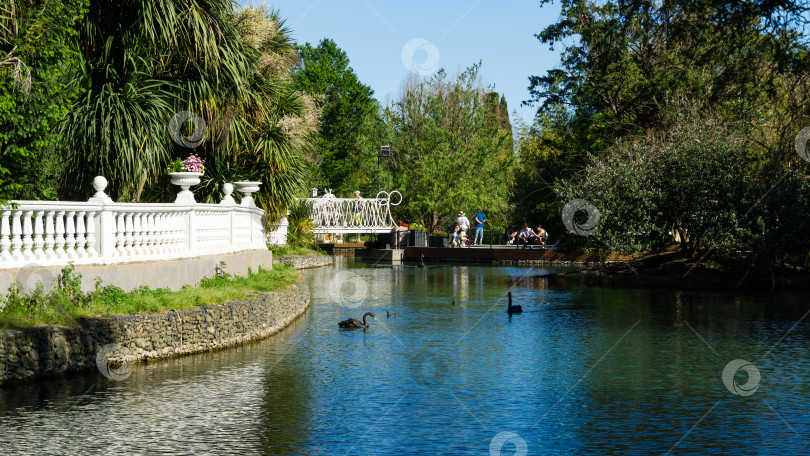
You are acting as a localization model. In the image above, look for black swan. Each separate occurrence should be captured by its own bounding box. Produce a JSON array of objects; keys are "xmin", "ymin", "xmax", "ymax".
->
[
  {"xmin": 451, "ymin": 300, "xmax": 456, "ymax": 305},
  {"xmin": 338, "ymin": 312, "xmax": 376, "ymax": 328},
  {"xmin": 386, "ymin": 311, "xmax": 397, "ymax": 317},
  {"xmin": 507, "ymin": 292, "xmax": 522, "ymax": 314},
  {"xmin": 418, "ymin": 254, "xmax": 426, "ymax": 268}
]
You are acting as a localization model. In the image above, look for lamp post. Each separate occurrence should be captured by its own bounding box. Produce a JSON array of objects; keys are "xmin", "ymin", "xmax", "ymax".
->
[{"xmin": 379, "ymin": 145, "xmax": 392, "ymax": 193}]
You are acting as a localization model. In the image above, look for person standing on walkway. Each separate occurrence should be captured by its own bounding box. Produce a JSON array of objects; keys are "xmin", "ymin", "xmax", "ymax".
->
[
  {"xmin": 473, "ymin": 209, "xmax": 486, "ymax": 246},
  {"xmin": 353, "ymin": 191, "xmax": 364, "ymax": 225},
  {"xmin": 456, "ymin": 211, "xmax": 470, "ymax": 243}
]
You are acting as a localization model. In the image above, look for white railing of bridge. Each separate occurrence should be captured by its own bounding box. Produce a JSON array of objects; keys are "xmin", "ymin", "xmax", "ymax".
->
[
  {"xmin": 301, "ymin": 191, "xmax": 402, "ymax": 234},
  {"xmin": 0, "ymin": 177, "xmax": 267, "ymax": 269}
]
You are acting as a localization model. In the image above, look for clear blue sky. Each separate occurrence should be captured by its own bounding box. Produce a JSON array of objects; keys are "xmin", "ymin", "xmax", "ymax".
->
[{"xmin": 246, "ymin": 1, "xmax": 564, "ymax": 124}]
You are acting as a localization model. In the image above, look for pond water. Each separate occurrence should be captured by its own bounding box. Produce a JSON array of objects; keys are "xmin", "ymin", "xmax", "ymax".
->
[{"xmin": 0, "ymin": 255, "xmax": 808, "ymax": 455}]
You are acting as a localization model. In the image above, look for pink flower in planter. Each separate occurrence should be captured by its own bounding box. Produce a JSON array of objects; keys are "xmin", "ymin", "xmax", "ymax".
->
[{"xmin": 182, "ymin": 154, "xmax": 205, "ymax": 173}]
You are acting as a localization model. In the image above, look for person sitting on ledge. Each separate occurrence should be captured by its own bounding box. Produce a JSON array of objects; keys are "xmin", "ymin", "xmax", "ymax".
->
[
  {"xmin": 505, "ymin": 225, "xmax": 517, "ymax": 245},
  {"xmin": 532, "ymin": 225, "xmax": 549, "ymax": 248},
  {"xmin": 517, "ymin": 223, "xmax": 534, "ymax": 247},
  {"xmin": 451, "ymin": 225, "xmax": 461, "ymax": 248}
]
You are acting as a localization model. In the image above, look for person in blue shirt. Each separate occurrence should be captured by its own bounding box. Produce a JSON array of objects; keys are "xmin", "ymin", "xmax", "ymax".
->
[{"xmin": 473, "ymin": 210, "xmax": 486, "ymax": 246}]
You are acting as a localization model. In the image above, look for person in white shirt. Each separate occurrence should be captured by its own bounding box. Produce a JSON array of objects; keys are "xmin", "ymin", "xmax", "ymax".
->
[
  {"xmin": 517, "ymin": 223, "xmax": 534, "ymax": 247},
  {"xmin": 456, "ymin": 211, "xmax": 470, "ymax": 230},
  {"xmin": 455, "ymin": 211, "xmax": 470, "ymax": 245}
]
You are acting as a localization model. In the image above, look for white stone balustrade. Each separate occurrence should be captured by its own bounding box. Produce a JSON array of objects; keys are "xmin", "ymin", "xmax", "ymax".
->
[{"xmin": 0, "ymin": 177, "xmax": 267, "ymax": 269}]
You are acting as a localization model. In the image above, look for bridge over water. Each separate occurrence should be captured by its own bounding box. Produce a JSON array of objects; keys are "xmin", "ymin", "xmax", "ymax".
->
[{"xmin": 300, "ymin": 191, "xmax": 402, "ymax": 234}]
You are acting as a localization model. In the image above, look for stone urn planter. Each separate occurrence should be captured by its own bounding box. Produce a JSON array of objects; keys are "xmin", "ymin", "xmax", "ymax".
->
[
  {"xmin": 169, "ymin": 172, "xmax": 203, "ymax": 204},
  {"xmin": 234, "ymin": 181, "xmax": 262, "ymax": 208}
]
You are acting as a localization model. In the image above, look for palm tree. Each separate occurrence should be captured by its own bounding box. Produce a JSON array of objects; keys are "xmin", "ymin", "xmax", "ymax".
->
[
  {"xmin": 59, "ymin": 2, "xmax": 318, "ymax": 223},
  {"xmin": 228, "ymin": 7, "xmax": 319, "ymax": 222},
  {"xmin": 60, "ymin": 0, "xmax": 257, "ymax": 201}
]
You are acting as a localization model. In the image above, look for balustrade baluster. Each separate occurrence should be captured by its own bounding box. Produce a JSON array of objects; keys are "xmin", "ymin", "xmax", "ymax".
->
[
  {"xmin": 174, "ymin": 213, "xmax": 182, "ymax": 253},
  {"xmin": 143, "ymin": 213, "xmax": 153, "ymax": 256},
  {"xmin": 175, "ymin": 213, "xmax": 184, "ymax": 253},
  {"xmin": 153, "ymin": 213, "xmax": 165, "ymax": 255},
  {"xmin": 33, "ymin": 211, "xmax": 45, "ymax": 260},
  {"xmin": 22, "ymin": 210, "xmax": 34, "ymax": 260},
  {"xmin": 1, "ymin": 210, "xmax": 11, "ymax": 260},
  {"xmin": 44, "ymin": 211, "xmax": 55, "ymax": 259},
  {"xmin": 116, "ymin": 212, "xmax": 126, "ymax": 257},
  {"xmin": 65, "ymin": 210, "xmax": 76, "ymax": 258},
  {"xmin": 124, "ymin": 213, "xmax": 135, "ymax": 256},
  {"xmin": 132, "ymin": 213, "xmax": 143, "ymax": 255},
  {"xmin": 75, "ymin": 210, "xmax": 87, "ymax": 258},
  {"xmin": 85, "ymin": 211, "xmax": 97, "ymax": 257},
  {"xmin": 167, "ymin": 213, "xmax": 175, "ymax": 254},
  {"xmin": 54, "ymin": 211, "xmax": 66, "ymax": 259},
  {"xmin": 10, "ymin": 211, "xmax": 23, "ymax": 260},
  {"xmin": 149, "ymin": 213, "xmax": 158, "ymax": 255},
  {"xmin": 163, "ymin": 214, "xmax": 171, "ymax": 254},
  {"xmin": 165, "ymin": 214, "xmax": 172, "ymax": 253}
]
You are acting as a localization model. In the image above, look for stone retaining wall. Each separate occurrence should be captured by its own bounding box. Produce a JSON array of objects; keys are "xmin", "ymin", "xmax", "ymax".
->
[
  {"xmin": 273, "ymin": 255, "xmax": 333, "ymax": 269},
  {"xmin": 0, "ymin": 276, "xmax": 310, "ymax": 386}
]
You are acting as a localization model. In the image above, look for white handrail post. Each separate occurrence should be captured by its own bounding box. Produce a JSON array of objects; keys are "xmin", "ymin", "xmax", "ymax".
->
[
  {"xmin": 187, "ymin": 207, "xmax": 196, "ymax": 256},
  {"xmin": 0, "ymin": 209, "xmax": 12, "ymax": 260},
  {"xmin": 22, "ymin": 210, "xmax": 34, "ymax": 260},
  {"xmin": 98, "ymin": 206, "xmax": 115, "ymax": 263},
  {"xmin": 85, "ymin": 210, "xmax": 97, "ymax": 258},
  {"xmin": 65, "ymin": 210, "xmax": 76, "ymax": 258},
  {"xmin": 44, "ymin": 210, "xmax": 56, "ymax": 259},
  {"xmin": 33, "ymin": 210, "xmax": 45, "ymax": 260},
  {"xmin": 229, "ymin": 210, "xmax": 235, "ymax": 252}
]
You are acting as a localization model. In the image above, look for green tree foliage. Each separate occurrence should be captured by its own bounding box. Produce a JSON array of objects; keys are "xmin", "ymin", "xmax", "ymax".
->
[
  {"xmin": 511, "ymin": 108, "xmax": 581, "ymax": 237},
  {"xmin": 57, "ymin": 3, "xmax": 317, "ymax": 221},
  {"xmin": 527, "ymin": 0, "xmax": 810, "ymax": 151},
  {"xmin": 518, "ymin": 0, "xmax": 810, "ymax": 261},
  {"xmin": 226, "ymin": 8, "xmax": 319, "ymax": 221},
  {"xmin": 384, "ymin": 64, "xmax": 515, "ymax": 232},
  {"xmin": 0, "ymin": 0, "xmax": 87, "ymax": 204},
  {"xmin": 285, "ymin": 199, "xmax": 316, "ymax": 248},
  {"xmin": 559, "ymin": 102, "xmax": 810, "ymax": 261},
  {"xmin": 60, "ymin": 0, "xmax": 258, "ymax": 201},
  {"xmin": 292, "ymin": 38, "xmax": 383, "ymax": 196}
]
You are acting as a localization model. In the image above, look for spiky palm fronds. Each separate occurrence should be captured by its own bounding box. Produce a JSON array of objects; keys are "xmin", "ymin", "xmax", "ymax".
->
[
  {"xmin": 61, "ymin": 1, "xmax": 319, "ymax": 215},
  {"xmin": 62, "ymin": 0, "xmax": 256, "ymax": 201},
  {"xmin": 285, "ymin": 198, "xmax": 316, "ymax": 248},
  {"xmin": 229, "ymin": 6, "xmax": 319, "ymax": 222}
]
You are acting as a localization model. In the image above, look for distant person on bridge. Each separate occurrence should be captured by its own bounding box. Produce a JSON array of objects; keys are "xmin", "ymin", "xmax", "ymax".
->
[
  {"xmin": 517, "ymin": 223, "xmax": 534, "ymax": 247},
  {"xmin": 456, "ymin": 211, "xmax": 470, "ymax": 236},
  {"xmin": 456, "ymin": 211, "xmax": 470, "ymax": 246},
  {"xmin": 451, "ymin": 225, "xmax": 461, "ymax": 247},
  {"xmin": 532, "ymin": 225, "xmax": 549, "ymax": 248},
  {"xmin": 473, "ymin": 210, "xmax": 486, "ymax": 246},
  {"xmin": 505, "ymin": 225, "xmax": 518, "ymax": 245},
  {"xmin": 353, "ymin": 191, "xmax": 364, "ymax": 225}
]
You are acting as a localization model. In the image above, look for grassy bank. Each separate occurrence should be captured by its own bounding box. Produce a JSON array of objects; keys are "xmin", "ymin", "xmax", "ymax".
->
[
  {"xmin": 269, "ymin": 245, "xmax": 325, "ymax": 257},
  {"xmin": 0, "ymin": 264, "xmax": 300, "ymax": 330}
]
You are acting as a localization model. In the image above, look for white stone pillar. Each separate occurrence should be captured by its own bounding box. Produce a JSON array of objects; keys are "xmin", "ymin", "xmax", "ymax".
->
[
  {"xmin": 0, "ymin": 209, "xmax": 12, "ymax": 261},
  {"xmin": 33, "ymin": 210, "xmax": 45, "ymax": 260},
  {"xmin": 44, "ymin": 210, "xmax": 56, "ymax": 259}
]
